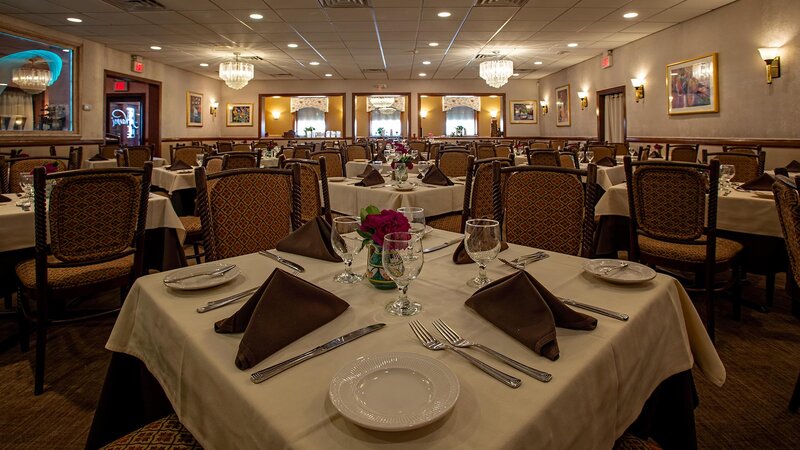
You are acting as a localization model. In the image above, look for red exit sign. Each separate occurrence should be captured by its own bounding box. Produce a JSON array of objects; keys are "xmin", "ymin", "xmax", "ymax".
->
[
  {"xmin": 132, "ymin": 55, "xmax": 144, "ymax": 73},
  {"xmin": 113, "ymin": 80, "xmax": 128, "ymax": 91}
]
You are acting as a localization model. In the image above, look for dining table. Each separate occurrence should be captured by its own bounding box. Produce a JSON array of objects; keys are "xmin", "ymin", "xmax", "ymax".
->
[
  {"xmin": 345, "ymin": 160, "xmax": 420, "ymax": 178},
  {"xmin": 327, "ymin": 178, "xmax": 466, "ymax": 217},
  {"xmin": 81, "ymin": 157, "xmax": 167, "ymax": 169},
  {"xmin": 88, "ymin": 228, "xmax": 723, "ymax": 450}
]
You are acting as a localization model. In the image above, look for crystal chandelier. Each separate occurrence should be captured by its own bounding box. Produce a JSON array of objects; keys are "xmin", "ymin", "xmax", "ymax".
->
[
  {"xmin": 479, "ymin": 52, "xmax": 513, "ymax": 89},
  {"xmin": 12, "ymin": 58, "xmax": 52, "ymax": 95},
  {"xmin": 219, "ymin": 52, "xmax": 254, "ymax": 90},
  {"xmin": 369, "ymin": 96, "xmax": 396, "ymax": 109}
]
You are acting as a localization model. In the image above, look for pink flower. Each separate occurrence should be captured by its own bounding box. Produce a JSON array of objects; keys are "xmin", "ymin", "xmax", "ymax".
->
[{"xmin": 359, "ymin": 209, "xmax": 410, "ymax": 247}]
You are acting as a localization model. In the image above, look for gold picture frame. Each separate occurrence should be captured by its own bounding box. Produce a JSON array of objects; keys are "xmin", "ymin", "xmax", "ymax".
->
[
  {"xmin": 186, "ymin": 91, "xmax": 203, "ymax": 127},
  {"xmin": 555, "ymin": 84, "xmax": 570, "ymax": 127},
  {"xmin": 666, "ymin": 53, "xmax": 719, "ymax": 115},
  {"xmin": 509, "ymin": 100, "xmax": 538, "ymax": 124},
  {"xmin": 226, "ymin": 103, "xmax": 254, "ymax": 127}
]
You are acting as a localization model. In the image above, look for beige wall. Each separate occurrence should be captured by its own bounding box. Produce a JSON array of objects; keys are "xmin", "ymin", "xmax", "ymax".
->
[{"xmin": 262, "ymin": 97, "xmax": 292, "ymax": 137}]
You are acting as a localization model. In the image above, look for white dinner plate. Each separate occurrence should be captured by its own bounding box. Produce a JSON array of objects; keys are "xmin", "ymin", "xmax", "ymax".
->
[
  {"xmin": 328, "ymin": 177, "xmax": 346, "ymax": 182},
  {"xmin": 583, "ymin": 259, "xmax": 656, "ymax": 284},
  {"xmin": 163, "ymin": 262, "xmax": 241, "ymax": 290},
  {"xmin": 394, "ymin": 184, "xmax": 416, "ymax": 192},
  {"xmin": 330, "ymin": 352, "xmax": 459, "ymax": 431}
]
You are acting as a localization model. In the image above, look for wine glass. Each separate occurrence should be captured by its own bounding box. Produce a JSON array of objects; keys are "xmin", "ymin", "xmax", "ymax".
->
[
  {"xmin": 585, "ymin": 149, "xmax": 594, "ymax": 164},
  {"xmin": 19, "ymin": 173, "xmax": 33, "ymax": 198},
  {"xmin": 330, "ymin": 216, "xmax": 365, "ymax": 283},
  {"xmin": 371, "ymin": 160, "xmax": 383, "ymax": 174},
  {"xmin": 417, "ymin": 160, "xmax": 430, "ymax": 177},
  {"xmin": 720, "ymin": 164, "xmax": 736, "ymax": 195},
  {"xmin": 382, "ymin": 231, "xmax": 424, "ymax": 316},
  {"xmin": 397, "ymin": 207, "xmax": 426, "ymax": 235},
  {"xmin": 628, "ymin": 146, "xmax": 636, "ymax": 158},
  {"xmin": 464, "ymin": 219, "xmax": 501, "ymax": 288},
  {"xmin": 195, "ymin": 154, "xmax": 204, "ymax": 167}
]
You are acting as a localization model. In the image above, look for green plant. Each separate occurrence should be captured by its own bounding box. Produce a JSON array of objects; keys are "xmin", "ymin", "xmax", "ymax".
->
[
  {"xmin": 376, "ymin": 127, "xmax": 385, "ymax": 137},
  {"xmin": 455, "ymin": 125, "xmax": 466, "ymax": 136}
]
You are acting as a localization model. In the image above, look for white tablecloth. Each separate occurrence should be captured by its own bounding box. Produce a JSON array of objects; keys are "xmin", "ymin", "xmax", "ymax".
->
[
  {"xmin": 81, "ymin": 157, "xmax": 166, "ymax": 169},
  {"xmin": 595, "ymin": 183, "xmax": 783, "ymax": 238},
  {"xmin": 151, "ymin": 167, "xmax": 196, "ymax": 193},
  {"xmin": 261, "ymin": 157, "xmax": 279, "ymax": 168},
  {"xmin": 107, "ymin": 229, "xmax": 723, "ymax": 450},
  {"xmin": 328, "ymin": 179, "xmax": 465, "ymax": 217},
  {"xmin": 0, "ymin": 194, "xmax": 185, "ymax": 253},
  {"xmin": 345, "ymin": 161, "xmax": 420, "ymax": 178}
]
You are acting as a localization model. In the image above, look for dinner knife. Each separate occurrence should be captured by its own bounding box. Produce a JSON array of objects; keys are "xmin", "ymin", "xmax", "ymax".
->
[
  {"xmin": 560, "ymin": 298, "xmax": 629, "ymax": 321},
  {"xmin": 258, "ymin": 251, "xmax": 305, "ymax": 273},
  {"xmin": 163, "ymin": 264, "xmax": 236, "ymax": 284},
  {"xmin": 423, "ymin": 237, "xmax": 462, "ymax": 254},
  {"xmin": 196, "ymin": 287, "xmax": 259, "ymax": 313},
  {"xmin": 251, "ymin": 323, "xmax": 386, "ymax": 383}
]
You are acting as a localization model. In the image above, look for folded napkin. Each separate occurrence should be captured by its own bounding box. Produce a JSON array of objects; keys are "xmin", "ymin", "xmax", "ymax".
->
[
  {"xmin": 465, "ymin": 271, "xmax": 597, "ymax": 361},
  {"xmin": 785, "ymin": 160, "xmax": 800, "ymax": 172},
  {"xmin": 649, "ymin": 151, "xmax": 663, "ymax": 159},
  {"xmin": 355, "ymin": 169, "xmax": 384, "ymax": 187},
  {"xmin": 0, "ymin": 194, "xmax": 11, "ymax": 203},
  {"xmin": 452, "ymin": 239, "xmax": 509, "ymax": 264},
  {"xmin": 276, "ymin": 216, "xmax": 343, "ymax": 262},
  {"xmin": 88, "ymin": 153, "xmax": 108, "ymax": 161},
  {"xmin": 357, "ymin": 164, "xmax": 375, "ymax": 178},
  {"xmin": 215, "ymin": 269, "xmax": 349, "ymax": 370},
  {"xmin": 168, "ymin": 160, "xmax": 192, "ymax": 171},
  {"xmin": 420, "ymin": 166, "xmax": 453, "ymax": 186},
  {"xmin": 594, "ymin": 156, "xmax": 616, "ymax": 167},
  {"xmin": 739, "ymin": 173, "xmax": 775, "ymax": 191}
]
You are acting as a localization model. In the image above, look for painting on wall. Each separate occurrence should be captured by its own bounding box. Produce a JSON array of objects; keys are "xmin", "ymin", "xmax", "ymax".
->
[
  {"xmin": 186, "ymin": 91, "xmax": 203, "ymax": 127},
  {"xmin": 666, "ymin": 53, "xmax": 719, "ymax": 115},
  {"xmin": 555, "ymin": 84, "xmax": 570, "ymax": 127},
  {"xmin": 226, "ymin": 103, "xmax": 253, "ymax": 127},
  {"xmin": 509, "ymin": 100, "xmax": 537, "ymax": 124}
]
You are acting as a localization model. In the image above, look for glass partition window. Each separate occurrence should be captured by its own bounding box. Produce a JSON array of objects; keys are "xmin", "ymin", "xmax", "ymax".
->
[
  {"xmin": 370, "ymin": 110, "xmax": 401, "ymax": 137},
  {"xmin": 446, "ymin": 106, "xmax": 477, "ymax": 136},
  {"xmin": 295, "ymin": 107, "xmax": 326, "ymax": 135}
]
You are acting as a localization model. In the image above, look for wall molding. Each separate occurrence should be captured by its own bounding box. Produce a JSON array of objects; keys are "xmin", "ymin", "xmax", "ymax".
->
[
  {"xmin": 0, "ymin": 139, "xmax": 104, "ymax": 148},
  {"xmin": 627, "ymin": 137, "xmax": 800, "ymax": 149}
]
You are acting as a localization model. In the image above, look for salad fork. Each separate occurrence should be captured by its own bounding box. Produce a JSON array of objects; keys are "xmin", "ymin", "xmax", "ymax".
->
[
  {"xmin": 409, "ymin": 320, "xmax": 521, "ymax": 388},
  {"xmin": 432, "ymin": 319, "xmax": 552, "ymax": 382}
]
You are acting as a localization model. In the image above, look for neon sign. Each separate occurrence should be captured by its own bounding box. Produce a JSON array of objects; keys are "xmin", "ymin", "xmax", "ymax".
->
[{"xmin": 110, "ymin": 108, "xmax": 138, "ymax": 139}]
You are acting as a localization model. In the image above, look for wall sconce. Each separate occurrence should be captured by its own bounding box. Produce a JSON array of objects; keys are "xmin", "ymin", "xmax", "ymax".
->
[
  {"xmin": 489, "ymin": 110, "xmax": 498, "ymax": 118},
  {"xmin": 631, "ymin": 78, "xmax": 645, "ymax": 102},
  {"xmin": 577, "ymin": 91, "xmax": 588, "ymax": 110},
  {"xmin": 420, "ymin": 110, "xmax": 428, "ymax": 119},
  {"xmin": 209, "ymin": 100, "xmax": 219, "ymax": 118},
  {"xmin": 758, "ymin": 47, "xmax": 781, "ymax": 84},
  {"xmin": 540, "ymin": 100, "xmax": 548, "ymax": 115},
  {"xmin": 272, "ymin": 111, "xmax": 281, "ymax": 120}
]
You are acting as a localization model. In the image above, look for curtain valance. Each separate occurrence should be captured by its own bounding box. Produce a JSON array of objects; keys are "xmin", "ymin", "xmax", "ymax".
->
[
  {"xmin": 290, "ymin": 96, "xmax": 329, "ymax": 113},
  {"xmin": 366, "ymin": 96, "xmax": 406, "ymax": 112},
  {"xmin": 442, "ymin": 96, "xmax": 481, "ymax": 112}
]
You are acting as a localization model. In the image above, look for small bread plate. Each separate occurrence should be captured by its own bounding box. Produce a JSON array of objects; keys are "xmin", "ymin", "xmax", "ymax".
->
[
  {"xmin": 583, "ymin": 259, "xmax": 656, "ymax": 284},
  {"xmin": 393, "ymin": 183, "xmax": 416, "ymax": 192},
  {"xmin": 329, "ymin": 352, "xmax": 459, "ymax": 431},
  {"xmin": 328, "ymin": 177, "xmax": 346, "ymax": 182},
  {"xmin": 163, "ymin": 262, "xmax": 241, "ymax": 290}
]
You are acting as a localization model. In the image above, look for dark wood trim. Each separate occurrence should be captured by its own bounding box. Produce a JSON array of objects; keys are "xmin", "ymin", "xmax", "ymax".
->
[
  {"xmin": 161, "ymin": 137, "xmax": 354, "ymax": 143},
  {"xmin": 258, "ymin": 93, "xmax": 346, "ymax": 138},
  {"xmin": 104, "ymin": 71, "xmax": 162, "ymax": 156},
  {"xmin": 104, "ymin": 70, "xmax": 163, "ymax": 87},
  {"xmin": 418, "ymin": 93, "xmax": 507, "ymax": 138},
  {"xmin": 596, "ymin": 86, "xmax": 626, "ymax": 143},
  {"xmin": 628, "ymin": 136, "xmax": 800, "ymax": 148},
  {"xmin": 351, "ymin": 93, "xmax": 411, "ymax": 138},
  {"xmin": 0, "ymin": 139, "xmax": 104, "ymax": 148}
]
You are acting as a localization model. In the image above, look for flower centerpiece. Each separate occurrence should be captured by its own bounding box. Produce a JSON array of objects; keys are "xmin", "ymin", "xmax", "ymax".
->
[
  {"xmin": 388, "ymin": 143, "xmax": 414, "ymax": 183},
  {"xmin": 357, "ymin": 206, "xmax": 411, "ymax": 289},
  {"xmin": 652, "ymin": 143, "xmax": 663, "ymax": 158}
]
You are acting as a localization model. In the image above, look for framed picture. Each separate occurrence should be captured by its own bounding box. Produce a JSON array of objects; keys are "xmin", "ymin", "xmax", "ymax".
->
[
  {"xmin": 509, "ymin": 100, "xmax": 538, "ymax": 124},
  {"xmin": 555, "ymin": 84, "xmax": 570, "ymax": 127},
  {"xmin": 666, "ymin": 53, "xmax": 719, "ymax": 115},
  {"xmin": 226, "ymin": 103, "xmax": 254, "ymax": 127},
  {"xmin": 186, "ymin": 91, "xmax": 203, "ymax": 127}
]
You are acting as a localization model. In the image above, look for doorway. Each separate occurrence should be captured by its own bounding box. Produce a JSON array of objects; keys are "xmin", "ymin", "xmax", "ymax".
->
[
  {"xmin": 596, "ymin": 86, "xmax": 626, "ymax": 143},
  {"xmin": 104, "ymin": 71, "xmax": 161, "ymax": 155},
  {"xmin": 107, "ymin": 95, "xmax": 144, "ymax": 146}
]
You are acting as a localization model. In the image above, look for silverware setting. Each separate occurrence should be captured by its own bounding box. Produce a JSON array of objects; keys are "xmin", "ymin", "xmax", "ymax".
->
[
  {"xmin": 432, "ymin": 319, "xmax": 552, "ymax": 382},
  {"xmin": 599, "ymin": 262, "xmax": 628, "ymax": 276},
  {"xmin": 498, "ymin": 252, "xmax": 549, "ymax": 270},
  {"xmin": 196, "ymin": 287, "xmax": 259, "ymax": 313},
  {"xmin": 560, "ymin": 297, "xmax": 629, "ymax": 321},
  {"xmin": 164, "ymin": 264, "xmax": 236, "ymax": 284},
  {"xmin": 409, "ymin": 320, "xmax": 522, "ymax": 388},
  {"xmin": 258, "ymin": 251, "xmax": 305, "ymax": 273},
  {"xmin": 423, "ymin": 237, "xmax": 463, "ymax": 254}
]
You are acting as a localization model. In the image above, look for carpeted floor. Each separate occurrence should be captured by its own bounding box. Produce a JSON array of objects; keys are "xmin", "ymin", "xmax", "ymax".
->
[{"xmin": 0, "ymin": 276, "xmax": 798, "ymax": 450}]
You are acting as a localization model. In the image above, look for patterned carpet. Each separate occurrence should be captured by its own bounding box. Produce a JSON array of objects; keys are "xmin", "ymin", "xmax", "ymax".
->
[{"xmin": 0, "ymin": 276, "xmax": 797, "ymax": 449}]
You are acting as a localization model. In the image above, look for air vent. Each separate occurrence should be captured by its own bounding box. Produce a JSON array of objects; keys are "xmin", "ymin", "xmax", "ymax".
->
[
  {"xmin": 474, "ymin": 0, "xmax": 529, "ymax": 6},
  {"xmin": 270, "ymin": 73, "xmax": 294, "ymax": 78},
  {"xmin": 318, "ymin": 0, "xmax": 371, "ymax": 7},
  {"xmin": 240, "ymin": 55, "xmax": 263, "ymax": 61},
  {"xmin": 103, "ymin": 0, "xmax": 165, "ymax": 11},
  {"xmin": 362, "ymin": 68, "xmax": 387, "ymax": 74},
  {"xmin": 474, "ymin": 54, "xmax": 496, "ymax": 59},
  {"xmin": 515, "ymin": 68, "xmax": 534, "ymax": 74}
]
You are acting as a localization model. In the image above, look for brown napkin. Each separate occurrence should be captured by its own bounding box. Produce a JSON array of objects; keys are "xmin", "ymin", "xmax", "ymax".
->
[
  {"xmin": 89, "ymin": 153, "xmax": 108, "ymax": 161},
  {"xmin": 168, "ymin": 160, "xmax": 192, "ymax": 171},
  {"xmin": 452, "ymin": 239, "xmax": 509, "ymax": 264},
  {"xmin": 421, "ymin": 166, "xmax": 453, "ymax": 186},
  {"xmin": 739, "ymin": 173, "xmax": 775, "ymax": 191},
  {"xmin": 276, "ymin": 216, "xmax": 343, "ymax": 262},
  {"xmin": 0, "ymin": 194, "xmax": 11, "ymax": 203},
  {"xmin": 355, "ymin": 169, "xmax": 384, "ymax": 187},
  {"xmin": 785, "ymin": 160, "xmax": 800, "ymax": 172},
  {"xmin": 465, "ymin": 271, "xmax": 597, "ymax": 361},
  {"xmin": 594, "ymin": 156, "xmax": 616, "ymax": 167},
  {"xmin": 215, "ymin": 269, "xmax": 349, "ymax": 370},
  {"xmin": 357, "ymin": 164, "xmax": 375, "ymax": 178},
  {"xmin": 649, "ymin": 151, "xmax": 663, "ymax": 159}
]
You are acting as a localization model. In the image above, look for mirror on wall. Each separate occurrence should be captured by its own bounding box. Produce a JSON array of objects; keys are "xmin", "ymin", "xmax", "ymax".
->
[
  {"xmin": 352, "ymin": 93, "xmax": 410, "ymax": 139},
  {"xmin": 0, "ymin": 28, "xmax": 77, "ymax": 135},
  {"xmin": 418, "ymin": 94, "xmax": 505, "ymax": 138},
  {"xmin": 259, "ymin": 94, "xmax": 345, "ymax": 138}
]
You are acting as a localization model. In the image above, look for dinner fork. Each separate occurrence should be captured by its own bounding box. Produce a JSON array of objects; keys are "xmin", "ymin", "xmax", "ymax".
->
[
  {"xmin": 432, "ymin": 319, "xmax": 552, "ymax": 382},
  {"xmin": 409, "ymin": 321, "xmax": 521, "ymax": 388}
]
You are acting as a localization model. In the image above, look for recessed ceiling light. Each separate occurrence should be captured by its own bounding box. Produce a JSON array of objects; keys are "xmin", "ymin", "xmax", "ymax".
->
[
  {"xmin": 199, "ymin": 63, "xmax": 209, "ymax": 67},
  {"xmin": 249, "ymin": 13, "xmax": 263, "ymax": 20},
  {"xmin": 428, "ymin": 42, "xmax": 439, "ymax": 47},
  {"xmin": 62, "ymin": 48, "xmax": 70, "ymax": 52},
  {"xmin": 534, "ymin": 61, "xmax": 543, "ymax": 65},
  {"xmin": 623, "ymin": 12, "xmax": 639, "ymax": 19},
  {"xmin": 325, "ymin": 73, "xmax": 332, "ymax": 77},
  {"xmin": 419, "ymin": 73, "xmax": 427, "ymax": 77},
  {"xmin": 150, "ymin": 46, "xmax": 161, "ymax": 50},
  {"xmin": 287, "ymin": 43, "xmax": 299, "ymax": 48},
  {"xmin": 437, "ymin": 11, "xmax": 451, "ymax": 18},
  {"xmin": 567, "ymin": 43, "xmax": 578, "ymax": 47},
  {"xmin": 512, "ymin": 73, "xmax": 520, "ymax": 77},
  {"xmin": 66, "ymin": 17, "xmax": 82, "ymax": 23},
  {"xmin": 422, "ymin": 60, "xmax": 431, "ymax": 65},
  {"xmin": 309, "ymin": 61, "xmax": 320, "ymax": 66}
]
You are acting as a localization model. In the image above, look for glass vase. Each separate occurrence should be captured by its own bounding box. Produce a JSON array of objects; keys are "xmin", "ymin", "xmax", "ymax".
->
[
  {"xmin": 366, "ymin": 243, "xmax": 397, "ymax": 290},
  {"xmin": 393, "ymin": 164, "xmax": 408, "ymax": 183}
]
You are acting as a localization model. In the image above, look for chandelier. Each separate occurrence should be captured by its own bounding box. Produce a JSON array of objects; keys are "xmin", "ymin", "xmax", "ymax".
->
[
  {"xmin": 12, "ymin": 58, "xmax": 52, "ymax": 95},
  {"xmin": 479, "ymin": 52, "xmax": 513, "ymax": 89},
  {"xmin": 369, "ymin": 96, "xmax": 396, "ymax": 109},
  {"xmin": 219, "ymin": 52, "xmax": 254, "ymax": 90}
]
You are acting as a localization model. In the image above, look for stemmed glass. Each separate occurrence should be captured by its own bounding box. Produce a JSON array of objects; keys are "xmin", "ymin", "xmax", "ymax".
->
[
  {"xmin": 720, "ymin": 164, "xmax": 736, "ymax": 195},
  {"xmin": 195, "ymin": 154, "xmax": 204, "ymax": 167},
  {"xmin": 382, "ymin": 232, "xmax": 424, "ymax": 316},
  {"xmin": 19, "ymin": 173, "xmax": 33, "ymax": 198},
  {"xmin": 371, "ymin": 160, "xmax": 383, "ymax": 174},
  {"xmin": 417, "ymin": 160, "xmax": 431, "ymax": 177},
  {"xmin": 464, "ymin": 219, "xmax": 502, "ymax": 288},
  {"xmin": 398, "ymin": 207, "xmax": 426, "ymax": 235},
  {"xmin": 331, "ymin": 216, "xmax": 365, "ymax": 283},
  {"xmin": 628, "ymin": 146, "xmax": 636, "ymax": 159},
  {"xmin": 585, "ymin": 149, "xmax": 594, "ymax": 164}
]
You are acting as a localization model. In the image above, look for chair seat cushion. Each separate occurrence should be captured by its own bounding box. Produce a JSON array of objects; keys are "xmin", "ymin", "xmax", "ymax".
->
[
  {"xmin": 428, "ymin": 213, "xmax": 462, "ymax": 233},
  {"xmin": 638, "ymin": 235, "xmax": 743, "ymax": 264},
  {"xmin": 100, "ymin": 414, "xmax": 201, "ymax": 449},
  {"xmin": 16, "ymin": 254, "xmax": 134, "ymax": 290},
  {"xmin": 613, "ymin": 433, "xmax": 661, "ymax": 450},
  {"xmin": 179, "ymin": 215, "xmax": 202, "ymax": 234}
]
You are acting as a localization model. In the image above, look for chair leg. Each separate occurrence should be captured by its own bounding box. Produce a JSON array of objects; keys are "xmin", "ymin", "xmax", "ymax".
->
[
  {"xmin": 732, "ymin": 266, "xmax": 742, "ymax": 322},
  {"xmin": 706, "ymin": 272, "xmax": 716, "ymax": 343},
  {"xmin": 192, "ymin": 242, "xmax": 202, "ymax": 265},
  {"xmin": 765, "ymin": 272, "xmax": 775, "ymax": 307},
  {"xmin": 3, "ymin": 292, "xmax": 11, "ymax": 310},
  {"xmin": 34, "ymin": 292, "xmax": 47, "ymax": 395},
  {"xmin": 17, "ymin": 290, "xmax": 29, "ymax": 353},
  {"xmin": 790, "ymin": 371, "xmax": 800, "ymax": 412}
]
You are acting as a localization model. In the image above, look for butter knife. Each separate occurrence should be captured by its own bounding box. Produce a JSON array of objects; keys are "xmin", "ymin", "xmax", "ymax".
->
[
  {"xmin": 163, "ymin": 264, "xmax": 236, "ymax": 284},
  {"xmin": 196, "ymin": 287, "xmax": 259, "ymax": 313},
  {"xmin": 258, "ymin": 251, "xmax": 305, "ymax": 273},
  {"xmin": 251, "ymin": 323, "xmax": 386, "ymax": 383},
  {"xmin": 560, "ymin": 298, "xmax": 629, "ymax": 321},
  {"xmin": 423, "ymin": 237, "xmax": 462, "ymax": 254}
]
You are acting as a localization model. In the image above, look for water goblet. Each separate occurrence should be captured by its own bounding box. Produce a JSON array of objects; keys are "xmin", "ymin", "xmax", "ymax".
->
[
  {"xmin": 371, "ymin": 160, "xmax": 383, "ymax": 174},
  {"xmin": 331, "ymin": 216, "xmax": 365, "ymax": 284},
  {"xmin": 397, "ymin": 207, "xmax": 426, "ymax": 236},
  {"xmin": 628, "ymin": 146, "xmax": 636, "ymax": 158},
  {"xmin": 417, "ymin": 160, "xmax": 430, "ymax": 177},
  {"xmin": 195, "ymin": 154, "xmax": 204, "ymax": 167},
  {"xmin": 585, "ymin": 150, "xmax": 594, "ymax": 164},
  {"xmin": 382, "ymin": 232, "xmax": 424, "ymax": 316},
  {"xmin": 464, "ymin": 219, "xmax": 502, "ymax": 288},
  {"xmin": 720, "ymin": 164, "xmax": 736, "ymax": 195}
]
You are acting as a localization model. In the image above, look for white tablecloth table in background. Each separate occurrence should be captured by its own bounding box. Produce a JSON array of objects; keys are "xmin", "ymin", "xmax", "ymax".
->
[
  {"xmin": 81, "ymin": 157, "xmax": 166, "ymax": 169},
  {"xmin": 260, "ymin": 157, "xmax": 279, "ymax": 168},
  {"xmin": 328, "ymin": 179, "xmax": 465, "ymax": 217},
  {"xmin": 151, "ymin": 167, "xmax": 196, "ymax": 194},
  {"xmin": 345, "ymin": 161, "xmax": 420, "ymax": 178},
  {"xmin": 107, "ymin": 229, "xmax": 723, "ymax": 450}
]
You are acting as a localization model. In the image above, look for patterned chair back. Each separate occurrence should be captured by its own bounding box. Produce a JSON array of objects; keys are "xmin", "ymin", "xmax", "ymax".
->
[
  {"xmin": 195, "ymin": 167, "xmax": 301, "ymax": 261},
  {"xmin": 231, "ymin": 143, "xmax": 252, "ymax": 152},
  {"xmin": 203, "ymin": 155, "xmax": 224, "ymax": 174},
  {"xmin": 612, "ymin": 143, "xmax": 628, "ymax": 158},
  {"xmin": 217, "ymin": 141, "xmax": 234, "ymax": 153},
  {"xmin": 428, "ymin": 143, "xmax": 441, "ymax": 162},
  {"xmin": 279, "ymin": 157, "xmax": 331, "ymax": 224},
  {"xmin": 345, "ymin": 145, "xmax": 370, "ymax": 162},
  {"xmin": 295, "ymin": 144, "xmax": 314, "ymax": 155},
  {"xmin": 464, "ymin": 156, "xmax": 513, "ymax": 227},
  {"xmin": 311, "ymin": 151, "xmax": 344, "ymax": 178},
  {"xmin": 68, "ymin": 146, "xmax": 83, "ymax": 170},
  {"xmin": 495, "ymin": 164, "xmax": 597, "ymax": 257},
  {"xmin": 172, "ymin": 146, "xmax": 205, "ymax": 166},
  {"xmin": 551, "ymin": 139, "xmax": 567, "ymax": 151},
  {"xmin": 529, "ymin": 142, "xmax": 550, "ymax": 150},
  {"xmin": 526, "ymin": 150, "xmax": 559, "ymax": 167},
  {"xmin": 223, "ymin": 151, "xmax": 262, "ymax": 170},
  {"xmin": 723, "ymin": 145, "xmax": 762, "ymax": 155},
  {"xmin": 475, "ymin": 144, "xmax": 496, "ymax": 160},
  {"xmin": 408, "ymin": 141, "xmax": 427, "ymax": 158},
  {"xmin": 495, "ymin": 145, "xmax": 512, "ymax": 158},
  {"xmin": 8, "ymin": 157, "xmax": 69, "ymax": 193},
  {"xmin": 559, "ymin": 151, "xmax": 579, "ymax": 169},
  {"xmin": 666, "ymin": 144, "xmax": 699, "ymax": 163},
  {"xmin": 281, "ymin": 147, "xmax": 311, "ymax": 160},
  {"xmin": 436, "ymin": 149, "xmax": 470, "ymax": 178},
  {"xmin": 702, "ymin": 150, "xmax": 764, "ymax": 183},
  {"xmin": 773, "ymin": 177, "xmax": 800, "ymax": 288},
  {"xmin": 119, "ymin": 146, "xmax": 153, "ymax": 168},
  {"xmin": 587, "ymin": 145, "xmax": 615, "ymax": 162}
]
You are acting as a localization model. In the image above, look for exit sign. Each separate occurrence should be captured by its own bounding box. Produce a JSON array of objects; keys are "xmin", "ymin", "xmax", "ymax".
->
[
  {"xmin": 113, "ymin": 80, "xmax": 128, "ymax": 92},
  {"xmin": 600, "ymin": 51, "xmax": 613, "ymax": 69},
  {"xmin": 132, "ymin": 55, "xmax": 144, "ymax": 73}
]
